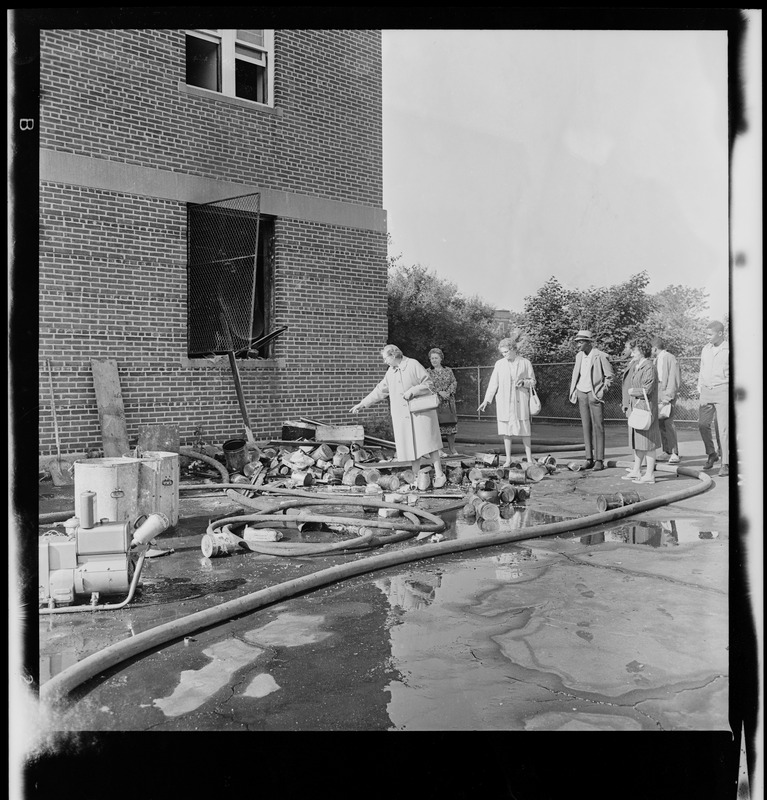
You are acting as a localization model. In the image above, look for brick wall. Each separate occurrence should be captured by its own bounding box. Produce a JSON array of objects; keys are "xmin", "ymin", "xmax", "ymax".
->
[
  {"xmin": 39, "ymin": 184, "xmax": 389, "ymax": 454},
  {"xmin": 39, "ymin": 29, "xmax": 383, "ymax": 206},
  {"xmin": 38, "ymin": 29, "xmax": 390, "ymax": 456}
]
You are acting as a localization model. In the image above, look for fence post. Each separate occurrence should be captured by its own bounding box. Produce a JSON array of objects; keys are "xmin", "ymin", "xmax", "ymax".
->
[{"xmin": 476, "ymin": 366, "xmax": 481, "ymax": 420}]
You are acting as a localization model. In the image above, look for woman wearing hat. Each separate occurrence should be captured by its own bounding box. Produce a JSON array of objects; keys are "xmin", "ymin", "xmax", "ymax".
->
[{"xmin": 478, "ymin": 336, "xmax": 536, "ymax": 467}]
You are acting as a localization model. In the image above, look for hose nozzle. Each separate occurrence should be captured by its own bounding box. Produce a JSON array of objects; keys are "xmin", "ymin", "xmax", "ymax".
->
[{"xmin": 132, "ymin": 513, "xmax": 171, "ymax": 546}]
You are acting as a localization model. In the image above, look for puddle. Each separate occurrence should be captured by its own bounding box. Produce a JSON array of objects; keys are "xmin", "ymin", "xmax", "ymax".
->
[{"xmin": 434, "ymin": 503, "xmax": 721, "ymax": 550}]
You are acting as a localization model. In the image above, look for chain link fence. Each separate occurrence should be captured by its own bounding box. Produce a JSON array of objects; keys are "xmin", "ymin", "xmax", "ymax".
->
[
  {"xmin": 453, "ymin": 357, "xmax": 702, "ymax": 424},
  {"xmin": 187, "ymin": 193, "xmax": 261, "ymax": 355}
]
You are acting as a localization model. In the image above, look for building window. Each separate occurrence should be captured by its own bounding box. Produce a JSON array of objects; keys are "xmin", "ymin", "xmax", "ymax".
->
[
  {"xmin": 185, "ymin": 29, "xmax": 273, "ymax": 106},
  {"xmin": 187, "ymin": 195, "xmax": 275, "ymax": 360}
]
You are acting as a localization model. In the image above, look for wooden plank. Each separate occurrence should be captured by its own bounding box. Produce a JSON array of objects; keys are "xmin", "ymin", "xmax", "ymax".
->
[
  {"xmin": 315, "ymin": 425, "xmax": 365, "ymax": 444},
  {"xmin": 90, "ymin": 358, "xmax": 130, "ymax": 457}
]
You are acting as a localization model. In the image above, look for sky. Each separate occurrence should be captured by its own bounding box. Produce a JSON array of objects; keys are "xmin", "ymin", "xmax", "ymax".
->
[{"xmin": 381, "ymin": 27, "xmax": 733, "ymax": 320}]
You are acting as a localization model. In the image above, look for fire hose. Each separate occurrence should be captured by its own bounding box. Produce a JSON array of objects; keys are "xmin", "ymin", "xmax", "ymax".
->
[{"xmin": 40, "ymin": 461, "xmax": 713, "ymax": 706}]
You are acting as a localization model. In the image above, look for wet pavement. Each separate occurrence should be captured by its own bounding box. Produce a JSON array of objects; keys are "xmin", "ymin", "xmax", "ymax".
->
[{"xmin": 33, "ymin": 427, "xmax": 734, "ymax": 734}]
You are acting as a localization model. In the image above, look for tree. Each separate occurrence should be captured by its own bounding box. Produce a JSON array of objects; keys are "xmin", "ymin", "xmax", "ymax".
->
[
  {"xmin": 387, "ymin": 262, "xmax": 499, "ymax": 365},
  {"xmin": 639, "ymin": 284, "xmax": 711, "ymax": 356},
  {"xmin": 524, "ymin": 272, "xmax": 656, "ymax": 360},
  {"xmin": 523, "ymin": 277, "xmax": 576, "ymax": 362}
]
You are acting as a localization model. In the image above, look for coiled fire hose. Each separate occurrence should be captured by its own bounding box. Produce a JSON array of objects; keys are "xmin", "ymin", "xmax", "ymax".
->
[{"xmin": 40, "ymin": 460, "xmax": 713, "ymax": 706}]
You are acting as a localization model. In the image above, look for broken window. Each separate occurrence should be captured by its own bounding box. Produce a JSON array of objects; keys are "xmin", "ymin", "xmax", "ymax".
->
[
  {"xmin": 185, "ymin": 29, "xmax": 273, "ymax": 106},
  {"xmin": 187, "ymin": 195, "xmax": 275, "ymax": 359}
]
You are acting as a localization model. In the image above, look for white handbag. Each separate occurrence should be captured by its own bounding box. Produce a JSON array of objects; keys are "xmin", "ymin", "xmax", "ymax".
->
[
  {"xmin": 408, "ymin": 393, "xmax": 439, "ymax": 413},
  {"xmin": 658, "ymin": 401, "xmax": 672, "ymax": 420},
  {"xmin": 628, "ymin": 389, "xmax": 652, "ymax": 431},
  {"xmin": 529, "ymin": 385, "xmax": 541, "ymax": 416}
]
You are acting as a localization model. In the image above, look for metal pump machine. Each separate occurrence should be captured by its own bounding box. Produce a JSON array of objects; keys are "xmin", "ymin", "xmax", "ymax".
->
[{"xmin": 39, "ymin": 490, "xmax": 170, "ymax": 611}]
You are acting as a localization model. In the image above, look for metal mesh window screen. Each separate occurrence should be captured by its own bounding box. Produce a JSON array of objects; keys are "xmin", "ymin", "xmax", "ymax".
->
[{"xmin": 187, "ymin": 193, "xmax": 261, "ymax": 355}]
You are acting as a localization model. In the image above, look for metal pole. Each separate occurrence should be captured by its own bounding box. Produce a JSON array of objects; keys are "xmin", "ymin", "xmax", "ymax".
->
[{"xmin": 227, "ymin": 350, "xmax": 257, "ymax": 446}]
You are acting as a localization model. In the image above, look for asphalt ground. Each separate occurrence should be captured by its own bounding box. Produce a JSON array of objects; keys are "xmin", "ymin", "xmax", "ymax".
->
[{"xmin": 24, "ymin": 419, "xmax": 753, "ymax": 799}]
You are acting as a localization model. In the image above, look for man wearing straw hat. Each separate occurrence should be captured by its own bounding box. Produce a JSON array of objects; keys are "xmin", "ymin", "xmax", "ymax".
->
[{"xmin": 569, "ymin": 330, "xmax": 614, "ymax": 471}]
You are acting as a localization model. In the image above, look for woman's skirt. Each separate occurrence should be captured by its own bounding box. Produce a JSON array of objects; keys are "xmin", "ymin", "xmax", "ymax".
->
[
  {"xmin": 439, "ymin": 423, "xmax": 458, "ymax": 436},
  {"xmin": 498, "ymin": 418, "xmax": 531, "ymax": 437},
  {"xmin": 628, "ymin": 420, "xmax": 662, "ymax": 450}
]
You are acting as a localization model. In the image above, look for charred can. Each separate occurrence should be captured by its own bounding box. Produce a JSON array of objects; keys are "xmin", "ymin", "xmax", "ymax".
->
[
  {"xmin": 525, "ymin": 464, "xmax": 548, "ymax": 483},
  {"xmin": 499, "ymin": 484, "xmax": 517, "ymax": 504}
]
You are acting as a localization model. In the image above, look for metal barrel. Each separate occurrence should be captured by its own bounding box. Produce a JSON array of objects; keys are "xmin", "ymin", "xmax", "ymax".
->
[
  {"xmin": 362, "ymin": 468, "xmax": 382, "ymax": 485},
  {"xmin": 378, "ymin": 474, "xmax": 401, "ymax": 491},
  {"xmin": 525, "ymin": 464, "xmax": 548, "ymax": 483},
  {"xmin": 416, "ymin": 471, "xmax": 432, "ymax": 491},
  {"xmin": 222, "ymin": 439, "xmax": 249, "ymax": 473},
  {"xmin": 499, "ymin": 484, "xmax": 517, "ymax": 504},
  {"xmin": 514, "ymin": 485, "xmax": 531, "ymax": 500},
  {"xmin": 473, "ymin": 500, "xmax": 500, "ymax": 521},
  {"xmin": 505, "ymin": 469, "xmax": 528, "ymax": 484},
  {"xmin": 342, "ymin": 468, "xmax": 366, "ymax": 486},
  {"xmin": 597, "ymin": 493, "xmax": 623, "ymax": 512},
  {"xmin": 618, "ymin": 491, "xmax": 641, "ymax": 506}
]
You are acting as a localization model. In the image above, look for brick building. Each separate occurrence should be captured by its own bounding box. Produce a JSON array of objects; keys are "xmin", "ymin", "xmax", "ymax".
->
[{"xmin": 38, "ymin": 28, "xmax": 388, "ymax": 456}]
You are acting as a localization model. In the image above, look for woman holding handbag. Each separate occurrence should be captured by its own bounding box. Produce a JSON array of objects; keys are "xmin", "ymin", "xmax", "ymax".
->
[
  {"xmin": 477, "ymin": 336, "xmax": 537, "ymax": 467},
  {"xmin": 621, "ymin": 337, "xmax": 662, "ymax": 484},
  {"xmin": 350, "ymin": 344, "xmax": 447, "ymax": 488},
  {"xmin": 427, "ymin": 348, "xmax": 460, "ymax": 456}
]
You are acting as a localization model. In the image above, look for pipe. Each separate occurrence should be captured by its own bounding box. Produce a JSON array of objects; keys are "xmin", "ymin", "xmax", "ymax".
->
[
  {"xmin": 38, "ymin": 551, "xmax": 148, "ymax": 615},
  {"xmin": 40, "ymin": 460, "xmax": 712, "ymax": 705},
  {"xmin": 179, "ymin": 447, "xmax": 230, "ymax": 483},
  {"xmin": 455, "ymin": 438, "xmax": 586, "ymax": 452},
  {"xmin": 206, "ymin": 499, "xmax": 432, "ymax": 556}
]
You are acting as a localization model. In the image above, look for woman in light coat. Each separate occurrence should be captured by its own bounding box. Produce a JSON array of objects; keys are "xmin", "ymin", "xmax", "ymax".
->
[
  {"xmin": 478, "ymin": 337, "xmax": 536, "ymax": 467},
  {"xmin": 350, "ymin": 344, "xmax": 446, "ymax": 487},
  {"xmin": 621, "ymin": 337, "xmax": 662, "ymax": 484}
]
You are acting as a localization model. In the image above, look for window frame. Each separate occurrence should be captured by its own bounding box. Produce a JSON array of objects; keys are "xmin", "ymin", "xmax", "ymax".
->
[{"xmin": 185, "ymin": 29, "xmax": 275, "ymax": 108}]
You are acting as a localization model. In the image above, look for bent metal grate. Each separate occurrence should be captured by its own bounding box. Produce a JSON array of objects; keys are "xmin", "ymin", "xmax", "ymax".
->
[{"xmin": 187, "ymin": 193, "xmax": 261, "ymax": 355}]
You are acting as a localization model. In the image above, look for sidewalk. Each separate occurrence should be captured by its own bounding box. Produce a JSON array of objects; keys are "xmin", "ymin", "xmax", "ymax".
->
[{"xmin": 455, "ymin": 417, "xmax": 706, "ymax": 464}]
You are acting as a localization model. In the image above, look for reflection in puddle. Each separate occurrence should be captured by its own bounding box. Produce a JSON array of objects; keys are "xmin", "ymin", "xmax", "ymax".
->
[
  {"xmin": 561, "ymin": 519, "xmax": 720, "ymax": 548},
  {"xmin": 40, "ymin": 651, "xmax": 78, "ymax": 683},
  {"xmin": 375, "ymin": 572, "xmax": 443, "ymax": 611},
  {"xmin": 444, "ymin": 504, "xmax": 719, "ymax": 550}
]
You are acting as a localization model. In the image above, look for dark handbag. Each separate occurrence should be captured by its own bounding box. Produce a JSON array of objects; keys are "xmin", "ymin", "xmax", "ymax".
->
[
  {"xmin": 408, "ymin": 393, "xmax": 439, "ymax": 413},
  {"xmin": 437, "ymin": 396, "xmax": 458, "ymax": 425}
]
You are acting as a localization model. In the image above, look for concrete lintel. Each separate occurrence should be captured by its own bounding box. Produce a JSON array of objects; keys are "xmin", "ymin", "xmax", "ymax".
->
[{"xmin": 40, "ymin": 148, "xmax": 387, "ymax": 233}]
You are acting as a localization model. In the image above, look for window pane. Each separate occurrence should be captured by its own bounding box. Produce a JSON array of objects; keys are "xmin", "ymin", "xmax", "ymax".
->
[
  {"xmin": 235, "ymin": 43, "xmax": 265, "ymax": 62},
  {"xmin": 186, "ymin": 34, "xmax": 220, "ymax": 91},
  {"xmin": 235, "ymin": 59, "xmax": 267, "ymax": 103},
  {"xmin": 236, "ymin": 29, "xmax": 264, "ymax": 47}
]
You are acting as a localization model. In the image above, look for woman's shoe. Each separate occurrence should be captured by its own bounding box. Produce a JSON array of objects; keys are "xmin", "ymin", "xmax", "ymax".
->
[
  {"xmin": 621, "ymin": 472, "xmax": 641, "ymax": 480},
  {"xmin": 433, "ymin": 474, "xmax": 447, "ymax": 489},
  {"xmin": 501, "ymin": 460, "xmax": 512, "ymax": 468},
  {"xmin": 632, "ymin": 474, "xmax": 656, "ymax": 484}
]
